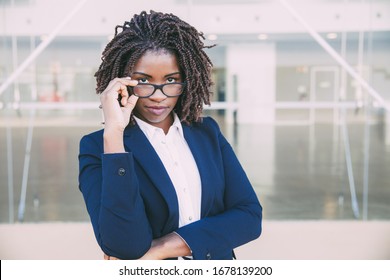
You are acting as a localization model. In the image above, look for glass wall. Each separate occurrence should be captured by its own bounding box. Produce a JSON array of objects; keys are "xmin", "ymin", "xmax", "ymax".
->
[{"xmin": 1, "ymin": 0, "xmax": 389, "ymax": 223}]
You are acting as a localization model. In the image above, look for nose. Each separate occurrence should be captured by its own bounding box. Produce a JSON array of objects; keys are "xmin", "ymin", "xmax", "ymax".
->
[{"xmin": 149, "ymin": 88, "xmax": 167, "ymax": 102}]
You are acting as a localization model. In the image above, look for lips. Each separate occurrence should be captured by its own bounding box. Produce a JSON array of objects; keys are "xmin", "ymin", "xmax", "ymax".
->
[{"xmin": 146, "ymin": 106, "xmax": 168, "ymax": 116}]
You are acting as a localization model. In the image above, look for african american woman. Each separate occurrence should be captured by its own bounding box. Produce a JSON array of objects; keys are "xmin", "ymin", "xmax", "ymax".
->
[{"xmin": 78, "ymin": 10, "xmax": 262, "ymax": 260}]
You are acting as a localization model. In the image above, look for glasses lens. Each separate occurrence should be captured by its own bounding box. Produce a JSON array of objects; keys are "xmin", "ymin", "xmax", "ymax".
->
[
  {"xmin": 130, "ymin": 83, "xmax": 185, "ymax": 97},
  {"xmin": 132, "ymin": 84, "xmax": 155, "ymax": 97},
  {"xmin": 163, "ymin": 83, "xmax": 184, "ymax": 97}
]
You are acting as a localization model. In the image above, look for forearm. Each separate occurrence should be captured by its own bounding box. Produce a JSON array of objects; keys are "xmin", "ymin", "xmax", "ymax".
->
[
  {"xmin": 175, "ymin": 201, "xmax": 262, "ymax": 260},
  {"xmin": 98, "ymin": 153, "xmax": 153, "ymax": 258},
  {"xmin": 79, "ymin": 141, "xmax": 153, "ymax": 259}
]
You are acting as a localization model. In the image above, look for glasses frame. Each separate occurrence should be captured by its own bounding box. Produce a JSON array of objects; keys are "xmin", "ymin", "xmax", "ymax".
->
[{"xmin": 127, "ymin": 82, "xmax": 186, "ymax": 98}]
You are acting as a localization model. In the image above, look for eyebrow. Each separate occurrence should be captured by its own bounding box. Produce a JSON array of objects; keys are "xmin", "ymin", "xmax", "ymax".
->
[
  {"xmin": 165, "ymin": 72, "xmax": 181, "ymax": 78},
  {"xmin": 132, "ymin": 72, "xmax": 152, "ymax": 78},
  {"xmin": 132, "ymin": 71, "xmax": 181, "ymax": 78}
]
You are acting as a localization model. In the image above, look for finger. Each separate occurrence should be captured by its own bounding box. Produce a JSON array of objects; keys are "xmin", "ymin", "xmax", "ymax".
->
[
  {"xmin": 105, "ymin": 77, "xmax": 137, "ymax": 92},
  {"xmin": 119, "ymin": 78, "xmax": 138, "ymax": 106},
  {"xmin": 121, "ymin": 95, "xmax": 139, "ymax": 122},
  {"xmin": 103, "ymin": 78, "xmax": 138, "ymax": 98},
  {"xmin": 124, "ymin": 95, "xmax": 139, "ymax": 110},
  {"xmin": 121, "ymin": 76, "xmax": 138, "ymax": 86},
  {"xmin": 104, "ymin": 254, "xmax": 109, "ymax": 260},
  {"xmin": 104, "ymin": 78, "xmax": 122, "ymax": 93},
  {"xmin": 100, "ymin": 83, "xmax": 126, "ymax": 107},
  {"xmin": 118, "ymin": 83, "xmax": 129, "ymax": 107}
]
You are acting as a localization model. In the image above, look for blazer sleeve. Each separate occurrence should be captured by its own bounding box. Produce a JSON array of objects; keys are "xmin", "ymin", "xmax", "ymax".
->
[
  {"xmin": 175, "ymin": 118, "xmax": 262, "ymax": 260},
  {"xmin": 78, "ymin": 133, "xmax": 153, "ymax": 259}
]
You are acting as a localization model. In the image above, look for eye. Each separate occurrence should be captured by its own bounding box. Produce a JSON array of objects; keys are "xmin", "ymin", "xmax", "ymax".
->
[
  {"xmin": 138, "ymin": 78, "xmax": 149, "ymax": 83},
  {"xmin": 166, "ymin": 77, "xmax": 177, "ymax": 83}
]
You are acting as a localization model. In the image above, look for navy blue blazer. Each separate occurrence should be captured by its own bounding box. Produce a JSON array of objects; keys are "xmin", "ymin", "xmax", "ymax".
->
[{"xmin": 78, "ymin": 116, "xmax": 262, "ymax": 260}]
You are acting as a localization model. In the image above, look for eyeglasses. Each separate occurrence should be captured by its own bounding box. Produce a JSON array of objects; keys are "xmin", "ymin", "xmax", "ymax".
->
[{"xmin": 127, "ymin": 82, "xmax": 186, "ymax": 98}]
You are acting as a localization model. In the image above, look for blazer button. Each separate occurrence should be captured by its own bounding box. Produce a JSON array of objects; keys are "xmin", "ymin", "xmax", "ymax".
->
[
  {"xmin": 118, "ymin": 168, "xmax": 126, "ymax": 176},
  {"xmin": 206, "ymin": 253, "xmax": 211, "ymax": 260}
]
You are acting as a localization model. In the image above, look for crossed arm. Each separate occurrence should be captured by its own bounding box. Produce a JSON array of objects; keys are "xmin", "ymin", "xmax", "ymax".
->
[{"xmin": 104, "ymin": 232, "xmax": 190, "ymax": 260}]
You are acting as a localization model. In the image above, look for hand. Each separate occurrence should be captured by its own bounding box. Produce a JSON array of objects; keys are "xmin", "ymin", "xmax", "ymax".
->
[
  {"xmin": 100, "ymin": 77, "xmax": 139, "ymax": 153},
  {"xmin": 139, "ymin": 233, "xmax": 191, "ymax": 260},
  {"xmin": 104, "ymin": 253, "xmax": 120, "ymax": 260},
  {"xmin": 138, "ymin": 240, "xmax": 162, "ymax": 260},
  {"xmin": 103, "ymin": 233, "xmax": 191, "ymax": 260},
  {"xmin": 100, "ymin": 77, "xmax": 139, "ymax": 133},
  {"xmin": 104, "ymin": 233, "xmax": 191, "ymax": 260}
]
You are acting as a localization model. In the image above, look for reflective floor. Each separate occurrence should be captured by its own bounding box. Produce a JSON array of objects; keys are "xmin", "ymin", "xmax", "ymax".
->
[{"xmin": 1, "ymin": 110, "xmax": 390, "ymax": 223}]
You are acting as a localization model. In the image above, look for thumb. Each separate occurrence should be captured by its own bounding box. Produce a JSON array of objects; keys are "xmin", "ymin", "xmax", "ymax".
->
[
  {"xmin": 122, "ymin": 95, "xmax": 139, "ymax": 120},
  {"xmin": 124, "ymin": 95, "xmax": 139, "ymax": 110}
]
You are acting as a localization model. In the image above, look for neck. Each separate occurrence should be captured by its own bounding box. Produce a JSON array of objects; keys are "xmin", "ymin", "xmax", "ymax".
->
[{"xmin": 134, "ymin": 111, "xmax": 174, "ymax": 135}]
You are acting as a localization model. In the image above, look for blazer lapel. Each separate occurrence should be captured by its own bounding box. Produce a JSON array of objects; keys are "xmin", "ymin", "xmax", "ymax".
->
[
  {"xmin": 182, "ymin": 124, "xmax": 215, "ymax": 218},
  {"xmin": 123, "ymin": 125, "xmax": 179, "ymax": 230}
]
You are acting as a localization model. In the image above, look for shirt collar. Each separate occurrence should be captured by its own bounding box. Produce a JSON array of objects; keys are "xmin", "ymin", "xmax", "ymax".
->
[{"xmin": 134, "ymin": 113, "xmax": 184, "ymax": 140}]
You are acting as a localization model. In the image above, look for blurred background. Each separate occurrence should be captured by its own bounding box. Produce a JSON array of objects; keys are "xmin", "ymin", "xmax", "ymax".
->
[{"xmin": 0, "ymin": 0, "xmax": 389, "ymax": 259}]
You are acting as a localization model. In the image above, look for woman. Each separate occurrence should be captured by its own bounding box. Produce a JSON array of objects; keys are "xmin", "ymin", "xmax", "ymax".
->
[{"xmin": 78, "ymin": 10, "xmax": 262, "ymax": 260}]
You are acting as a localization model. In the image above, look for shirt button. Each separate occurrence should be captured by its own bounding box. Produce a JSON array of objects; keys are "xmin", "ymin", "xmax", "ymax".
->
[
  {"xmin": 118, "ymin": 168, "xmax": 126, "ymax": 176},
  {"xmin": 161, "ymin": 140, "xmax": 166, "ymax": 144},
  {"xmin": 188, "ymin": 216, "xmax": 193, "ymax": 221},
  {"xmin": 206, "ymin": 253, "xmax": 211, "ymax": 260}
]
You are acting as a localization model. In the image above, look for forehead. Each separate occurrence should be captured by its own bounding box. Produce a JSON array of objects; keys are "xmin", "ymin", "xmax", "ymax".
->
[{"xmin": 133, "ymin": 49, "xmax": 179, "ymax": 71}]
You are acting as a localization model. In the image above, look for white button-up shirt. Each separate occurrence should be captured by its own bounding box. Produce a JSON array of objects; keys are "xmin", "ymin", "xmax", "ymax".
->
[{"xmin": 134, "ymin": 114, "xmax": 202, "ymax": 228}]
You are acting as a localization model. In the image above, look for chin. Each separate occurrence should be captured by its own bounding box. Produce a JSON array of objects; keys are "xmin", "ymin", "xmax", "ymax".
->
[{"xmin": 144, "ymin": 115, "xmax": 169, "ymax": 124}]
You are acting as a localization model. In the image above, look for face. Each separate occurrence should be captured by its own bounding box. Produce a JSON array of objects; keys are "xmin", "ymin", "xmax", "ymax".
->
[{"xmin": 131, "ymin": 50, "xmax": 182, "ymax": 132}]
